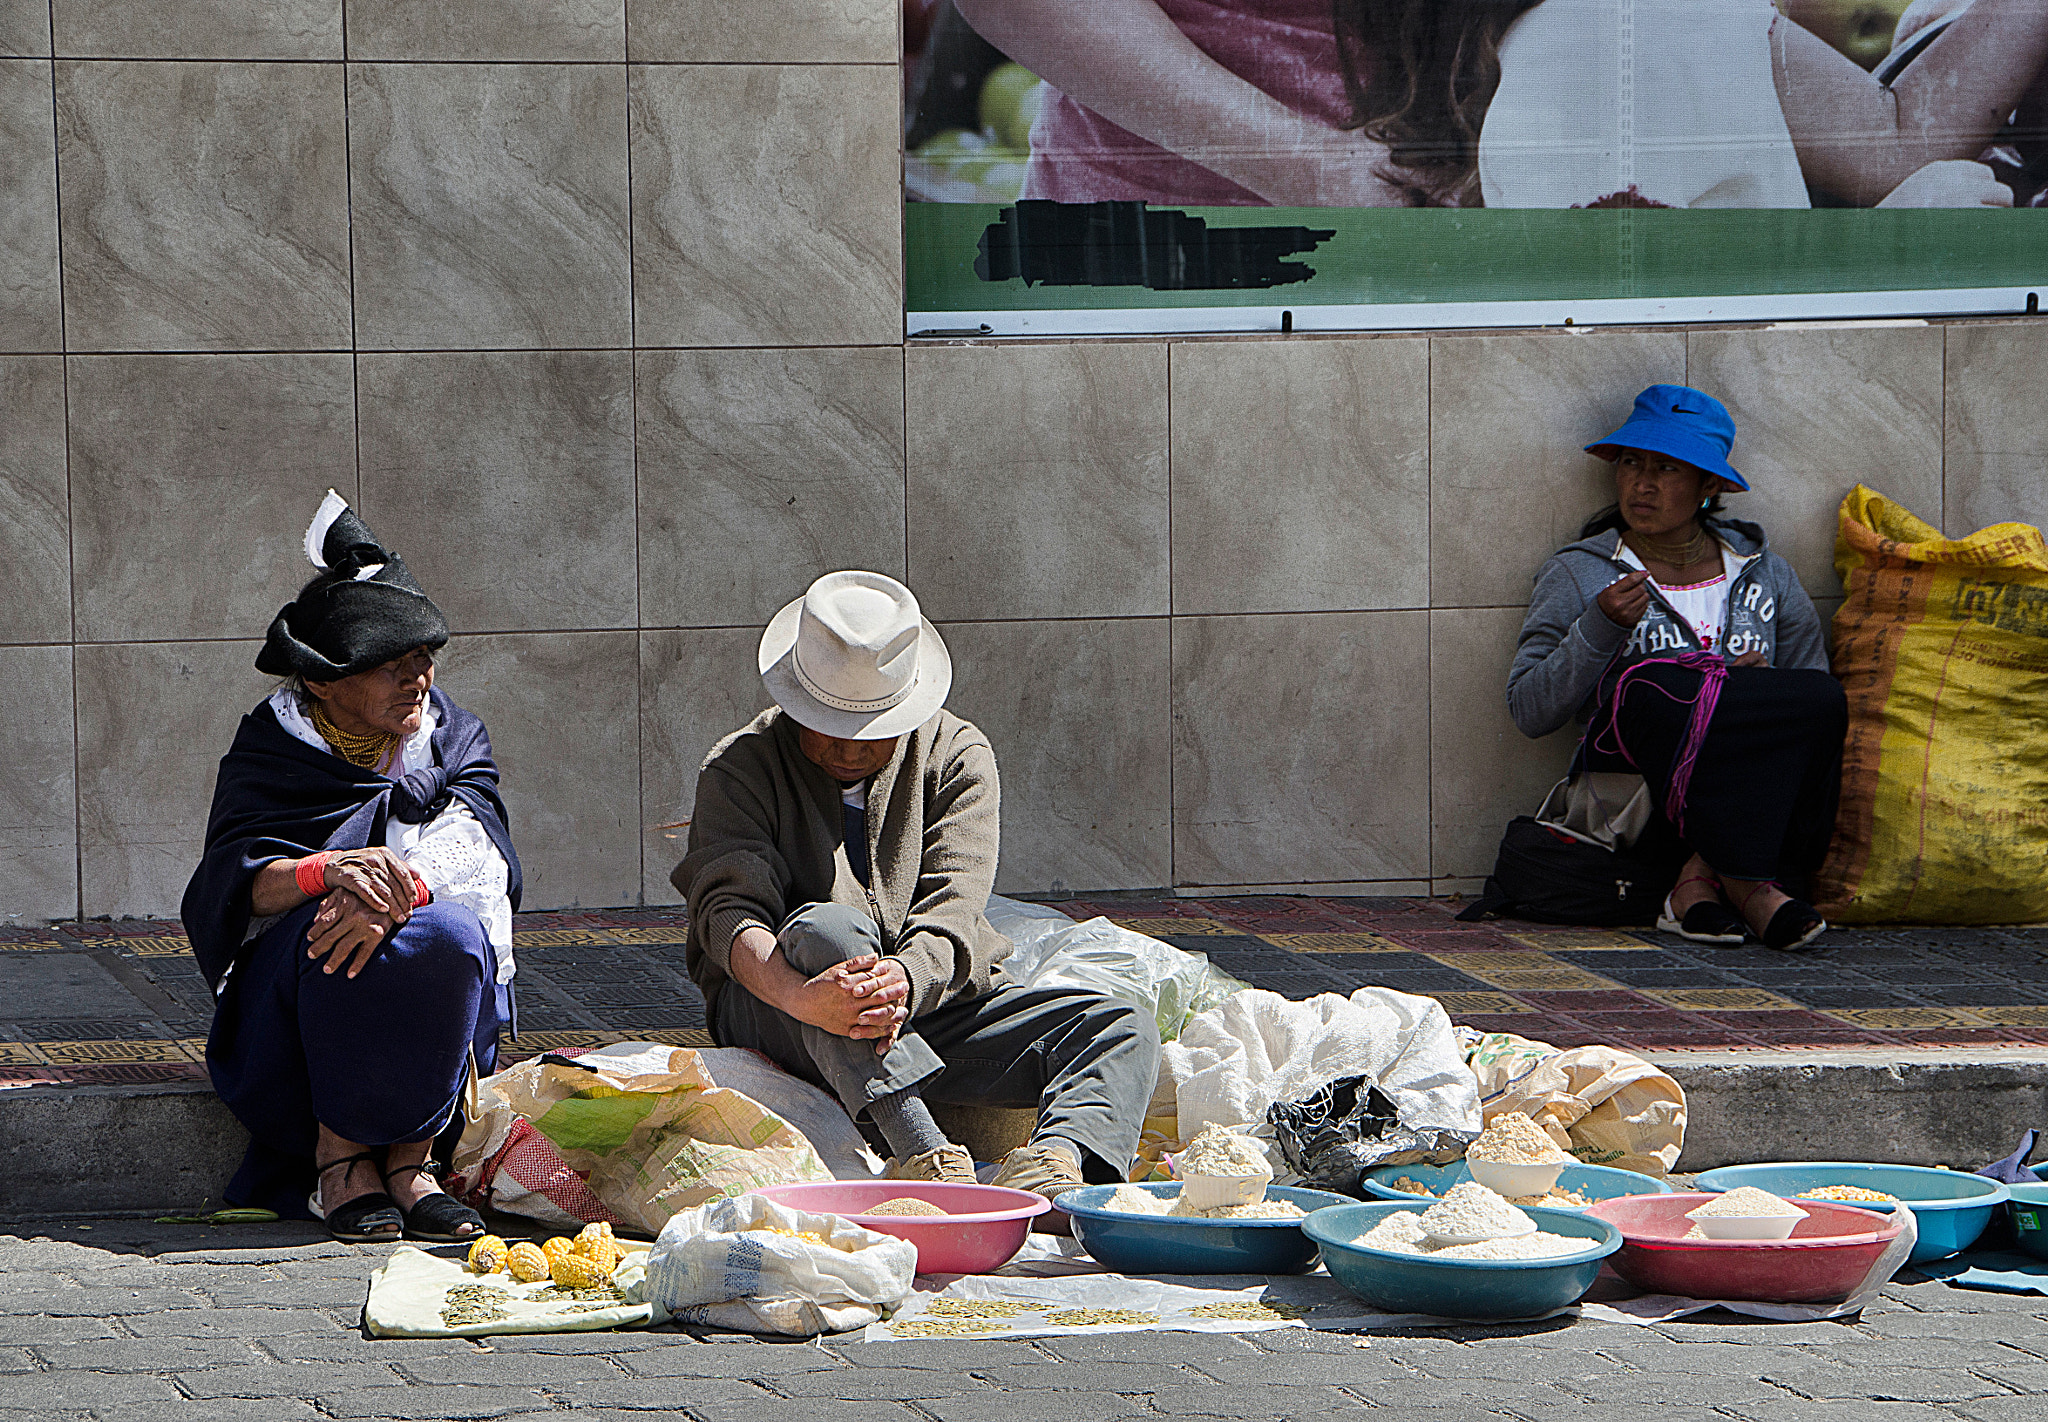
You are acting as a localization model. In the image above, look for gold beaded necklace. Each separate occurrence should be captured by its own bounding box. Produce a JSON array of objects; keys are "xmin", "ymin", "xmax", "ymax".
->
[
  {"xmin": 1625, "ymin": 523, "xmax": 1715, "ymax": 571},
  {"xmin": 307, "ymin": 698, "xmax": 398, "ymax": 771}
]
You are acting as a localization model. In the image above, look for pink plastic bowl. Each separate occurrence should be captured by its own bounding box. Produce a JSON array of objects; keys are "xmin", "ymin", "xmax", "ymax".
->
[
  {"xmin": 1587, "ymin": 1193, "xmax": 1906, "ymax": 1304},
  {"xmin": 745, "ymin": 1181, "xmax": 1050, "ymax": 1274}
]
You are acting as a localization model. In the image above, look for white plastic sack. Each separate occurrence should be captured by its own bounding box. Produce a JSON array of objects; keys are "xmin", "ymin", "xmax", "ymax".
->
[
  {"xmin": 985, "ymin": 895, "xmax": 1247, "ymax": 1042},
  {"xmin": 1163, "ymin": 987, "xmax": 1481, "ymax": 1173},
  {"xmin": 643, "ymin": 1194, "xmax": 917, "ymax": 1337}
]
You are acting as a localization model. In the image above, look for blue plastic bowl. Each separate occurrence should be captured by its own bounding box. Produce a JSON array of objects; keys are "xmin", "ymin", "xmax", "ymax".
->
[
  {"xmin": 1360, "ymin": 1160, "xmax": 1673, "ymax": 1209},
  {"xmin": 1057, "ymin": 1182, "xmax": 1353, "ymax": 1275},
  {"xmin": 1694, "ymin": 1163, "xmax": 2010, "ymax": 1264},
  {"xmin": 1303, "ymin": 1202, "xmax": 1620, "ymax": 1321},
  {"xmin": 2008, "ymin": 1182, "xmax": 2048, "ymax": 1260}
]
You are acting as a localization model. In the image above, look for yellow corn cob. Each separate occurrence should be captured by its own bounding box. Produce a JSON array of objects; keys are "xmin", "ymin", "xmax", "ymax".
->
[
  {"xmin": 572, "ymin": 1221, "xmax": 615, "ymax": 1257},
  {"xmin": 465, "ymin": 1234, "xmax": 508, "ymax": 1275},
  {"xmin": 540, "ymin": 1235, "xmax": 576, "ymax": 1268},
  {"xmin": 505, "ymin": 1241, "xmax": 550, "ymax": 1283},
  {"xmin": 549, "ymin": 1249, "xmax": 615, "ymax": 1288}
]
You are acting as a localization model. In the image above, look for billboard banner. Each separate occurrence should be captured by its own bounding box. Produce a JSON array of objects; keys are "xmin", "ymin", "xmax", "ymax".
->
[{"xmin": 903, "ymin": 0, "xmax": 2048, "ymax": 335}]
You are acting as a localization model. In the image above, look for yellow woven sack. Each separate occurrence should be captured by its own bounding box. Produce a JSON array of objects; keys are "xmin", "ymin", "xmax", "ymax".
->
[{"xmin": 1817, "ymin": 485, "xmax": 2048, "ymax": 923}]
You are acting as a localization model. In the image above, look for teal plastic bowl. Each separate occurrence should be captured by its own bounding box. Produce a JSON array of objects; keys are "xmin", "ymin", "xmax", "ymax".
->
[
  {"xmin": 1694, "ymin": 1163, "xmax": 2009, "ymax": 1264},
  {"xmin": 1302, "ymin": 1202, "xmax": 1621, "ymax": 1320},
  {"xmin": 1360, "ymin": 1159, "xmax": 1673, "ymax": 1209},
  {"xmin": 1057, "ymin": 1183, "xmax": 1355, "ymax": 1275},
  {"xmin": 2007, "ymin": 1182, "xmax": 2048, "ymax": 1260}
]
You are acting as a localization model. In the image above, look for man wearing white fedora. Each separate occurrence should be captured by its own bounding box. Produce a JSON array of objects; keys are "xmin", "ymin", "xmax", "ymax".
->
[{"xmin": 673, "ymin": 571, "xmax": 1161, "ymax": 1213}]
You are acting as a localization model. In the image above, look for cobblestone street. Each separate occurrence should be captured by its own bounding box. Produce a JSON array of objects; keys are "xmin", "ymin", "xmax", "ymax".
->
[{"xmin": 5, "ymin": 1219, "xmax": 2048, "ymax": 1422}]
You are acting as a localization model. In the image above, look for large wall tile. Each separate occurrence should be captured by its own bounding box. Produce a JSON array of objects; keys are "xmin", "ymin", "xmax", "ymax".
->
[
  {"xmin": 0, "ymin": 60, "xmax": 60, "ymax": 350},
  {"xmin": 438, "ymin": 632, "xmax": 640, "ymax": 910},
  {"xmin": 0, "ymin": 0, "xmax": 49, "ymax": 55},
  {"xmin": 639, "ymin": 627, "xmax": 774, "ymax": 905},
  {"xmin": 350, "ymin": 63, "xmax": 630, "ymax": 350},
  {"xmin": 56, "ymin": 61, "xmax": 351, "ymax": 351},
  {"xmin": 51, "ymin": 1, "xmax": 341, "ymax": 59},
  {"xmin": 1430, "ymin": 608, "xmax": 1575, "ymax": 881},
  {"xmin": 347, "ymin": 0, "xmax": 622, "ymax": 60},
  {"xmin": 629, "ymin": 0, "xmax": 895, "ymax": 62},
  {"xmin": 68, "ymin": 354, "xmax": 355, "ymax": 642},
  {"xmin": 1430, "ymin": 331, "xmax": 1687, "ymax": 609},
  {"xmin": 358, "ymin": 351, "xmax": 636, "ymax": 634},
  {"xmin": 0, "ymin": 645, "xmax": 76, "ymax": 922},
  {"xmin": 1172, "ymin": 337, "xmax": 1429, "ymax": 615},
  {"xmin": 906, "ymin": 343, "xmax": 1169, "ymax": 620},
  {"xmin": 1689, "ymin": 326, "xmax": 1944, "ymax": 597},
  {"xmin": 941, "ymin": 618, "xmax": 1172, "ymax": 895},
  {"xmin": 630, "ymin": 65, "xmax": 901, "ymax": 347},
  {"xmin": 1172, "ymin": 611, "xmax": 1429, "ymax": 886},
  {"xmin": 1945, "ymin": 323, "xmax": 2048, "ymax": 538},
  {"xmin": 76, "ymin": 640, "xmax": 269, "ymax": 919},
  {"xmin": 637, "ymin": 347, "xmax": 905, "ymax": 631},
  {"xmin": 0, "ymin": 357, "xmax": 67, "ymax": 642}
]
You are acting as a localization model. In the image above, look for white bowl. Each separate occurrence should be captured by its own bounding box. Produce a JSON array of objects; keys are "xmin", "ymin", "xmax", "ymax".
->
[
  {"xmin": 1686, "ymin": 1212, "xmax": 1804, "ymax": 1241},
  {"xmin": 1468, "ymin": 1157, "xmax": 1568, "ymax": 1201},
  {"xmin": 1177, "ymin": 1171, "xmax": 1271, "ymax": 1210},
  {"xmin": 1424, "ymin": 1214, "xmax": 1538, "ymax": 1247}
]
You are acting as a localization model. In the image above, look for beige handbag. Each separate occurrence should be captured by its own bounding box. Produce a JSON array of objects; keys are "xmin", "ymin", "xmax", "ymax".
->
[{"xmin": 1536, "ymin": 771, "xmax": 1654, "ymax": 852}]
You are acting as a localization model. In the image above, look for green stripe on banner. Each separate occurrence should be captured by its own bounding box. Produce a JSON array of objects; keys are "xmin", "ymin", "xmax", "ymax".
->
[{"xmin": 905, "ymin": 203, "xmax": 2048, "ymax": 314}]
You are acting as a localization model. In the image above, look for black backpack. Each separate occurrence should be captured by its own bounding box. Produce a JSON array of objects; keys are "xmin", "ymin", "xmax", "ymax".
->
[{"xmin": 1456, "ymin": 815, "xmax": 1682, "ymax": 927}]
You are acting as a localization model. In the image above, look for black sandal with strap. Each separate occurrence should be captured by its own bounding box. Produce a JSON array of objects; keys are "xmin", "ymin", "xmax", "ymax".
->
[
  {"xmin": 1763, "ymin": 897, "xmax": 1828, "ymax": 954},
  {"xmin": 317, "ymin": 1151, "xmax": 404, "ymax": 1243},
  {"xmin": 384, "ymin": 1161, "xmax": 487, "ymax": 1242}
]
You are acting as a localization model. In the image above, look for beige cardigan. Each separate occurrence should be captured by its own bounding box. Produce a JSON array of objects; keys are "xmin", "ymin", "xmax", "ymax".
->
[{"xmin": 673, "ymin": 707, "xmax": 1014, "ymax": 1019}]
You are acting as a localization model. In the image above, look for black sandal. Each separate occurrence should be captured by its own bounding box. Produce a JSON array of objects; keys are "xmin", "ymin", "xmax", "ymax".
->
[
  {"xmin": 384, "ymin": 1161, "xmax": 487, "ymax": 1242},
  {"xmin": 1763, "ymin": 898, "xmax": 1828, "ymax": 954},
  {"xmin": 317, "ymin": 1151, "xmax": 404, "ymax": 1243}
]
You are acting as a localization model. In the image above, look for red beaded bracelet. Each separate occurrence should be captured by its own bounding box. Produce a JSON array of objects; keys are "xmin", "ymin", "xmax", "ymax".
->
[
  {"xmin": 411, "ymin": 874, "xmax": 432, "ymax": 908},
  {"xmin": 294, "ymin": 852, "xmax": 331, "ymax": 899}
]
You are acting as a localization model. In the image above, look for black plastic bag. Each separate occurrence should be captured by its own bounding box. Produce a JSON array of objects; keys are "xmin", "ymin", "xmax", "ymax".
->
[{"xmin": 1267, "ymin": 1074, "xmax": 1473, "ymax": 1197}]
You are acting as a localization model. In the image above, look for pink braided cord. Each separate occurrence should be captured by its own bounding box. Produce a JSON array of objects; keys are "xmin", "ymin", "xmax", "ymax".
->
[{"xmin": 1588, "ymin": 652, "xmax": 1729, "ymax": 837}]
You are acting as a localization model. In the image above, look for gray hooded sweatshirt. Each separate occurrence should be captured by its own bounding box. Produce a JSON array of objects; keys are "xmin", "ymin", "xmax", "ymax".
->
[{"xmin": 1507, "ymin": 517, "xmax": 1829, "ymax": 740}]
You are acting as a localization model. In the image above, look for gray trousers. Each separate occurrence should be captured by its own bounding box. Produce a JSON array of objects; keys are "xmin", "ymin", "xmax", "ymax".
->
[{"xmin": 709, "ymin": 903, "xmax": 1161, "ymax": 1182}]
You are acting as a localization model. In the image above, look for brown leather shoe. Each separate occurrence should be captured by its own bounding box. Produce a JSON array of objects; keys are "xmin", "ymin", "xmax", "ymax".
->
[
  {"xmin": 886, "ymin": 1145, "xmax": 977, "ymax": 1184},
  {"xmin": 991, "ymin": 1142, "xmax": 1087, "ymax": 1235}
]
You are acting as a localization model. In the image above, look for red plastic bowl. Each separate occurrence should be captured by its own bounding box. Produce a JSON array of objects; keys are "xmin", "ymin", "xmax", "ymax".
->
[
  {"xmin": 1587, "ymin": 1193, "xmax": 1905, "ymax": 1304},
  {"xmin": 745, "ymin": 1180, "xmax": 1050, "ymax": 1274}
]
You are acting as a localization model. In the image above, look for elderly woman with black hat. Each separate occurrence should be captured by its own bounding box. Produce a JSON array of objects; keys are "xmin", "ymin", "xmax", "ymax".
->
[
  {"xmin": 183, "ymin": 493, "xmax": 519, "ymax": 1242},
  {"xmin": 1508, "ymin": 386, "xmax": 1847, "ymax": 952}
]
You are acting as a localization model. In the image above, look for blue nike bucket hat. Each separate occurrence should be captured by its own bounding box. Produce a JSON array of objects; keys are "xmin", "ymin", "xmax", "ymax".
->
[{"xmin": 1585, "ymin": 384, "xmax": 1749, "ymax": 491}]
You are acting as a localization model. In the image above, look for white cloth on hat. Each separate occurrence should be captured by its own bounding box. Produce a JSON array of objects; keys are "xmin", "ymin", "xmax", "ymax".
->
[{"xmin": 267, "ymin": 689, "xmax": 515, "ymax": 983}]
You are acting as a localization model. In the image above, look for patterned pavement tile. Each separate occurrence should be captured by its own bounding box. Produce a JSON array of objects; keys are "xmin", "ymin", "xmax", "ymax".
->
[{"xmin": 18, "ymin": 899, "xmax": 2048, "ymax": 1071}]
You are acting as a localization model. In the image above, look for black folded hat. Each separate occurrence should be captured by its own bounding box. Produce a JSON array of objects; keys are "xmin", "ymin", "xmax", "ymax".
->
[{"xmin": 255, "ymin": 491, "xmax": 449, "ymax": 681}]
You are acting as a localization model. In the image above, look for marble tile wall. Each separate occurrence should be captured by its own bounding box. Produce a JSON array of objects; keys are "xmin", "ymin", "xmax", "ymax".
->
[{"xmin": 3, "ymin": 13, "xmax": 2042, "ymax": 922}]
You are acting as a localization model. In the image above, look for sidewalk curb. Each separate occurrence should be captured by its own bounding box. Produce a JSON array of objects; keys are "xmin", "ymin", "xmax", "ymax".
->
[{"xmin": 6, "ymin": 1050, "xmax": 2044, "ymax": 1220}]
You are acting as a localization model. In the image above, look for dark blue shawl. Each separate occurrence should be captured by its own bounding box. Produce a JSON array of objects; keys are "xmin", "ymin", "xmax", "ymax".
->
[{"xmin": 181, "ymin": 688, "xmax": 521, "ymax": 988}]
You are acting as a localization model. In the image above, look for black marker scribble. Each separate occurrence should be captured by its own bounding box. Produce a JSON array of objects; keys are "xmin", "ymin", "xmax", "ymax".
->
[{"xmin": 975, "ymin": 201, "xmax": 1335, "ymax": 290}]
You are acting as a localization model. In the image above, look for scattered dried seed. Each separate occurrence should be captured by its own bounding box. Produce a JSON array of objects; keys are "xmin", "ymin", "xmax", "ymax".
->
[
  {"xmin": 1042, "ymin": 1308, "xmax": 1157, "ymax": 1327},
  {"xmin": 889, "ymin": 1317, "xmax": 1008, "ymax": 1337},
  {"xmin": 440, "ymin": 1284, "xmax": 513, "ymax": 1328},
  {"xmin": 1184, "ymin": 1300, "xmax": 1309, "ymax": 1321},
  {"xmin": 925, "ymin": 1298, "xmax": 1041, "ymax": 1319}
]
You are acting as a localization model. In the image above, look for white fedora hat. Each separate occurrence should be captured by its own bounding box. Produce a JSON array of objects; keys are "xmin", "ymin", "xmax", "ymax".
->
[{"xmin": 758, "ymin": 571, "xmax": 952, "ymax": 740}]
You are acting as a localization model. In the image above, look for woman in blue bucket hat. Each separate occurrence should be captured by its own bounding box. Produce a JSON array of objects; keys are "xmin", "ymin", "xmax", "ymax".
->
[{"xmin": 1505, "ymin": 385, "xmax": 1846, "ymax": 952}]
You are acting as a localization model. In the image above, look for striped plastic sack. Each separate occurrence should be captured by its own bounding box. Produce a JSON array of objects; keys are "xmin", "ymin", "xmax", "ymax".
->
[{"xmin": 1817, "ymin": 485, "xmax": 2048, "ymax": 924}]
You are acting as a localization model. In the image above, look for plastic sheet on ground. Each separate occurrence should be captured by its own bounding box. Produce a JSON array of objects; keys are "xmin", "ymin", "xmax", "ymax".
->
[
  {"xmin": 861, "ymin": 1247, "xmax": 1573, "ymax": 1342},
  {"xmin": 1913, "ymin": 1249, "xmax": 2048, "ymax": 1295},
  {"xmin": 364, "ymin": 1245, "xmax": 652, "ymax": 1338}
]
